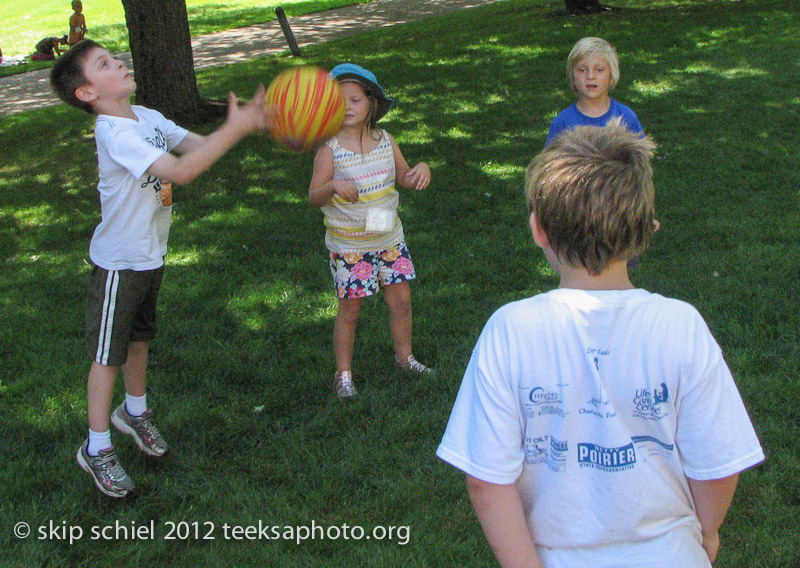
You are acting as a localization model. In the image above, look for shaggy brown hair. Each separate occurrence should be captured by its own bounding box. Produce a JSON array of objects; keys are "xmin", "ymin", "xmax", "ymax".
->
[
  {"xmin": 50, "ymin": 39, "xmax": 101, "ymax": 114},
  {"xmin": 526, "ymin": 118, "xmax": 656, "ymax": 275}
]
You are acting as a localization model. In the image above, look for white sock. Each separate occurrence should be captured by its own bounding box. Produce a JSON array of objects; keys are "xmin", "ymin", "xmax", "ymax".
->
[
  {"xmin": 125, "ymin": 393, "xmax": 148, "ymax": 417},
  {"xmin": 87, "ymin": 429, "xmax": 112, "ymax": 457}
]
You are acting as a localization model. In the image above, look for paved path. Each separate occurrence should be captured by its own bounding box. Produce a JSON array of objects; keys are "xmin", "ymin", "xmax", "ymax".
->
[{"xmin": 0, "ymin": 0, "xmax": 500, "ymax": 117}]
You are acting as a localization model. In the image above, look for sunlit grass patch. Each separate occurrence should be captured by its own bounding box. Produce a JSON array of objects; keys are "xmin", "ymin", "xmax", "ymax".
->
[{"xmin": 2, "ymin": 0, "xmax": 799, "ymax": 565}]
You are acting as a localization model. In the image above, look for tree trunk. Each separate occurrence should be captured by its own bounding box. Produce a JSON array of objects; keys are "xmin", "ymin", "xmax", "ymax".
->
[
  {"xmin": 564, "ymin": 0, "xmax": 604, "ymax": 14},
  {"xmin": 121, "ymin": 0, "xmax": 222, "ymax": 124}
]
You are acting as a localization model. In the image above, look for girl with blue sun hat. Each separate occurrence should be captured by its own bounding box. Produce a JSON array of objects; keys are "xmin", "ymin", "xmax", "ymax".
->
[
  {"xmin": 310, "ymin": 63, "xmax": 432, "ymax": 398},
  {"xmin": 329, "ymin": 63, "xmax": 394, "ymax": 125}
]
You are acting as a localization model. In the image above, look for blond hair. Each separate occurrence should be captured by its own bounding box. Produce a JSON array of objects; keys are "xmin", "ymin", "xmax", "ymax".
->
[
  {"xmin": 567, "ymin": 37, "xmax": 620, "ymax": 93},
  {"xmin": 525, "ymin": 118, "xmax": 656, "ymax": 275}
]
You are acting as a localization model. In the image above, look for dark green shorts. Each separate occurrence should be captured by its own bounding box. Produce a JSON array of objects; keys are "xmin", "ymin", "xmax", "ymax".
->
[{"xmin": 85, "ymin": 265, "xmax": 165, "ymax": 366}]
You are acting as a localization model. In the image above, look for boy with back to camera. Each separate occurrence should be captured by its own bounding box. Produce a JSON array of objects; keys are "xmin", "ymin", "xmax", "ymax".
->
[
  {"xmin": 51, "ymin": 39, "xmax": 271, "ymax": 497},
  {"xmin": 437, "ymin": 120, "xmax": 764, "ymax": 567},
  {"xmin": 545, "ymin": 37, "xmax": 643, "ymax": 147}
]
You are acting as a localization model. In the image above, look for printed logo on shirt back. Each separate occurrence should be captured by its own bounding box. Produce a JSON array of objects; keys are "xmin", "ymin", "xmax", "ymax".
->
[
  {"xmin": 525, "ymin": 435, "xmax": 569, "ymax": 473},
  {"xmin": 633, "ymin": 383, "xmax": 670, "ymax": 421},
  {"xmin": 523, "ymin": 387, "xmax": 567, "ymax": 418},
  {"xmin": 578, "ymin": 442, "xmax": 636, "ymax": 472}
]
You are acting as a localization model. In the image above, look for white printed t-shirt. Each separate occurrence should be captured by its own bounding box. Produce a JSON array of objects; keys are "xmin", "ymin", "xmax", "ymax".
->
[
  {"xmin": 90, "ymin": 106, "xmax": 188, "ymax": 271},
  {"xmin": 437, "ymin": 288, "xmax": 764, "ymax": 567}
]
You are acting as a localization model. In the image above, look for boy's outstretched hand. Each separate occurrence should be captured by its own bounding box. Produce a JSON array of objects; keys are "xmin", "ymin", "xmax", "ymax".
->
[
  {"xmin": 147, "ymin": 85, "xmax": 274, "ymax": 186},
  {"xmin": 227, "ymin": 85, "xmax": 274, "ymax": 134}
]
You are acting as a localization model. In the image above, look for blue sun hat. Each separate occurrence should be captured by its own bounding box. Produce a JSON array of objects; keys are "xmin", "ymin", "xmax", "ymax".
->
[{"xmin": 330, "ymin": 63, "xmax": 394, "ymax": 121}]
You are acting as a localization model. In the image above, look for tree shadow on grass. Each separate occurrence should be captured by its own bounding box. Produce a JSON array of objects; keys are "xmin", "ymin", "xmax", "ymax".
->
[{"xmin": 3, "ymin": 0, "xmax": 800, "ymax": 564}]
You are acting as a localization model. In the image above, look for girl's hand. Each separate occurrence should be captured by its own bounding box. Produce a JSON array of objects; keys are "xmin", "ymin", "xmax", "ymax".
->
[
  {"xmin": 332, "ymin": 180, "xmax": 359, "ymax": 203},
  {"xmin": 404, "ymin": 162, "xmax": 431, "ymax": 190}
]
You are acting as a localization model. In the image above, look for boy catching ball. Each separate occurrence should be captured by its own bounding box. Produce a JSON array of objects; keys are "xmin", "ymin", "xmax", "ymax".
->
[{"xmin": 51, "ymin": 40, "xmax": 271, "ymax": 497}]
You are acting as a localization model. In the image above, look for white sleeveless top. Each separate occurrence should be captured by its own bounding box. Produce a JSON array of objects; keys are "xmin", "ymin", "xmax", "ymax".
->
[{"xmin": 321, "ymin": 131, "xmax": 404, "ymax": 254}]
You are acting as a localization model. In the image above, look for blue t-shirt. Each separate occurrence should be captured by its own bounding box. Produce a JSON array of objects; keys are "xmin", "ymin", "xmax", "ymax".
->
[{"xmin": 545, "ymin": 98, "xmax": 643, "ymax": 147}]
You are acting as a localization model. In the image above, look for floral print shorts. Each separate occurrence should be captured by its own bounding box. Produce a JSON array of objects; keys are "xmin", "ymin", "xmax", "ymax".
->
[{"xmin": 329, "ymin": 241, "xmax": 416, "ymax": 299}]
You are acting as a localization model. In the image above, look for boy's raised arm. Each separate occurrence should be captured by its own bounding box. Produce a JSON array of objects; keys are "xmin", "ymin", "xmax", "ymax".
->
[
  {"xmin": 467, "ymin": 475, "xmax": 545, "ymax": 568},
  {"xmin": 147, "ymin": 87, "xmax": 271, "ymax": 185},
  {"xmin": 687, "ymin": 474, "xmax": 740, "ymax": 563}
]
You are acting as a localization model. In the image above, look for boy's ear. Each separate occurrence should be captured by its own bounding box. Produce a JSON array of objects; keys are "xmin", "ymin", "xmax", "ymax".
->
[
  {"xmin": 75, "ymin": 84, "xmax": 97, "ymax": 104},
  {"xmin": 530, "ymin": 212, "xmax": 551, "ymax": 250}
]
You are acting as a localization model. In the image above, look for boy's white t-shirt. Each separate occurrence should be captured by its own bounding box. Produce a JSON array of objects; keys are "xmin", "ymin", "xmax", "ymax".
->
[
  {"xmin": 437, "ymin": 288, "xmax": 764, "ymax": 567},
  {"xmin": 90, "ymin": 105, "xmax": 188, "ymax": 271}
]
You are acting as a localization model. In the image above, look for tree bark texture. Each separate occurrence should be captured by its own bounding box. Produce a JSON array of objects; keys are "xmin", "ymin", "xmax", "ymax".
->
[
  {"xmin": 121, "ymin": 0, "xmax": 205, "ymax": 123},
  {"xmin": 564, "ymin": 0, "xmax": 604, "ymax": 14}
]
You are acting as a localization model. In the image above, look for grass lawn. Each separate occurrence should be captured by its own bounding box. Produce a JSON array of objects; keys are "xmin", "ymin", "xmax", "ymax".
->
[
  {"xmin": 1, "ymin": 0, "xmax": 799, "ymax": 566},
  {"xmin": 0, "ymin": 0, "xmax": 369, "ymax": 77}
]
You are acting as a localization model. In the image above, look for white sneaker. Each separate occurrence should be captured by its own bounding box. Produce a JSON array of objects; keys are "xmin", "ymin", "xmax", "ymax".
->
[
  {"xmin": 334, "ymin": 371, "xmax": 358, "ymax": 398},
  {"xmin": 397, "ymin": 354, "xmax": 433, "ymax": 374}
]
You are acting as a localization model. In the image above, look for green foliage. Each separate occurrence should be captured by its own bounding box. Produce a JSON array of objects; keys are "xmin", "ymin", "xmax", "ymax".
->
[{"xmin": 2, "ymin": 0, "xmax": 799, "ymax": 566}]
